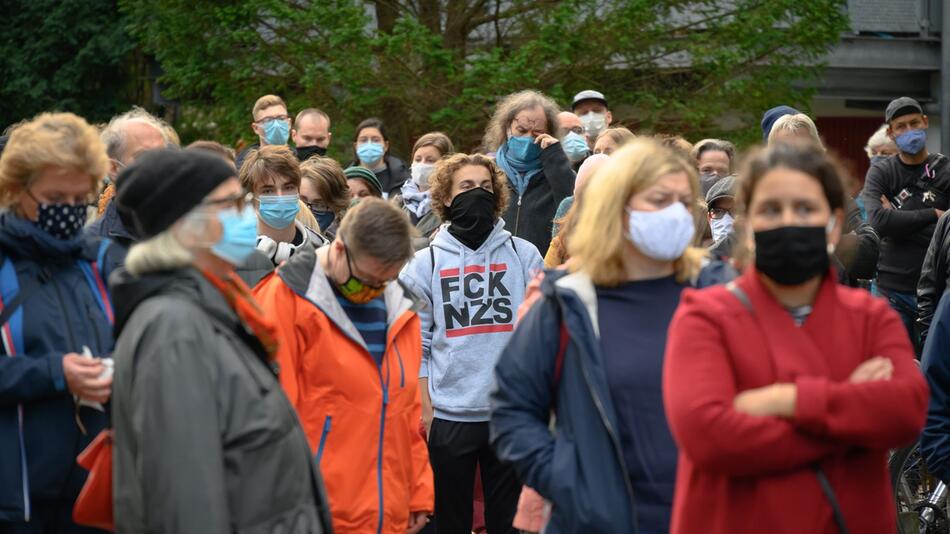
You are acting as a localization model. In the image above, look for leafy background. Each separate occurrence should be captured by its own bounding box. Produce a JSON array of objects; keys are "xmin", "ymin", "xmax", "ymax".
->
[{"xmin": 0, "ymin": 0, "xmax": 849, "ymax": 159}]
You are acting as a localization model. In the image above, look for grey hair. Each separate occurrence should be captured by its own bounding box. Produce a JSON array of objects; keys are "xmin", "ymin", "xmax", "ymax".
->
[
  {"xmin": 691, "ymin": 138, "xmax": 737, "ymax": 169},
  {"xmin": 124, "ymin": 229, "xmax": 194, "ymax": 277},
  {"xmin": 482, "ymin": 90, "xmax": 562, "ymax": 151},
  {"xmin": 100, "ymin": 107, "xmax": 168, "ymax": 161},
  {"xmin": 768, "ymin": 113, "xmax": 823, "ymax": 150},
  {"xmin": 865, "ymin": 124, "xmax": 895, "ymax": 158}
]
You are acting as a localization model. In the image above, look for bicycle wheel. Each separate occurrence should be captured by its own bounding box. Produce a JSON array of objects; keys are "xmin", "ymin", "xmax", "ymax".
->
[{"xmin": 890, "ymin": 441, "xmax": 949, "ymax": 534}]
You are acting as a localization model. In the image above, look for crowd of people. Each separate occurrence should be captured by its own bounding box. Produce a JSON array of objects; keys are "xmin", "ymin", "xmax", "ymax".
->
[{"xmin": 0, "ymin": 87, "xmax": 946, "ymax": 534}]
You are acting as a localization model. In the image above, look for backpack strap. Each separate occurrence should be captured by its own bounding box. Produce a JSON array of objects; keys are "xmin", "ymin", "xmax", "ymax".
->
[
  {"xmin": 0, "ymin": 255, "xmax": 24, "ymax": 357},
  {"xmin": 550, "ymin": 304, "xmax": 570, "ymax": 413},
  {"xmin": 726, "ymin": 281, "xmax": 753, "ymax": 314},
  {"xmin": 77, "ymin": 240, "xmax": 114, "ymax": 326}
]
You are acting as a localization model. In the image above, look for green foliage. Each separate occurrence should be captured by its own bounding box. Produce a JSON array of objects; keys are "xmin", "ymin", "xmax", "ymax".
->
[
  {"xmin": 119, "ymin": 0, "xmax": 849, "ymax": 155},
  {"xmin": 0, "ymin": 0, "xmax": 137, "ymax": 129}
]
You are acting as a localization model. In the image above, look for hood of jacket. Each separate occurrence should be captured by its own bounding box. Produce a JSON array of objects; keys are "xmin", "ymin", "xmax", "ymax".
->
[
  {"xmin": 277, "ymin": 244, "xmax": 417, "ymax": 353},
  {"xmin": 110, "ymin": 266, "xmax": 237, "ymax": 339}
]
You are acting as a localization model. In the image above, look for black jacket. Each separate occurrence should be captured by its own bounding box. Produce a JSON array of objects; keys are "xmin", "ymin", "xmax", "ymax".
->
[
  {"xmin": 918, "ymin": 211, "xmax": 950, "ymax": 345},
  {"xmin": 862, "ymin": 153, "xmax": 950, "ymax": 293},
  {"xmin": 110, "ymin": 267, "xmax": 333, "ymax": 533},
  {"xmin": 836, "ymin": 198, "xmax": 880, "ymax": 286},
  {"xmin": 501, "ymin": 144, "xmax": 575, "ymax": 257}
]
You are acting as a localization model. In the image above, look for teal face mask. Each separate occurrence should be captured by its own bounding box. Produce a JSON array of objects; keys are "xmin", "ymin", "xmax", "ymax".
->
[
  {"xmin": 561, "ymin": 131, "xmax": 590, "ymax": 163},
  {"xmin": 257, "ymin": 194, "xmax": 299, "ymax": 229},
  {"xmin": 263, "ymin": 118, "xmax": 290, "ymax": 145},
  {"xmin": 211, "ymin": 206, "xmax": 259, "ymax": 266}
]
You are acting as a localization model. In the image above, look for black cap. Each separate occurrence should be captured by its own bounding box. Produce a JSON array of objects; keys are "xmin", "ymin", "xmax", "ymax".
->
[
  {"xmin": 116, "ymin": 149, "xmax": 236, "ymax": 239},
  {"xmin": 885, "ymin": 97, "xmax": 923, "ymax": 123},
  {"xmin": 571, "ymin": 90, "xmax": 608, "ymax": 110}
]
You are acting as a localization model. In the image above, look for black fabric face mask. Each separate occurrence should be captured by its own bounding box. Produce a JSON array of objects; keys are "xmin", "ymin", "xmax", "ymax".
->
[
  {"xmin": 447, "ymin": 187, "xmax": 497, "ymax": 251},
  {"xmin": 754, "ymin": 225, "xmax": 830, "ymax": 285},
  {"xmin": 296, "ymin": 145, "xmax": 327, "ymax": 161}
]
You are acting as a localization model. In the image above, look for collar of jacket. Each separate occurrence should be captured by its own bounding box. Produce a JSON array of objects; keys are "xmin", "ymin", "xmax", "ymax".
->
[
  {"xmin": 277, "ymin": 244, "xmax": 416, "ymax": 351},
  {"xmin": 547, "ymin": 270, "xmax": 601, "ymax": 338},
  {"xmin": 102, "ymin": 200, "xmax": 136, "ymax": 242}
]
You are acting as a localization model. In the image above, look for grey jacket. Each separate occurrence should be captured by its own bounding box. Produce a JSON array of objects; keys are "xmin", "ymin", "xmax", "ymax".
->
[{"xmin": 110, "ymin": 267, "xmax": 333, "ymax": 534}]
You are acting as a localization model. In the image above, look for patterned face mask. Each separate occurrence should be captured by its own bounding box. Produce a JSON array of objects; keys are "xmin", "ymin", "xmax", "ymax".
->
[{"xmin": 35, "ymin": 202, "xmax": 88, "ymax": 241}]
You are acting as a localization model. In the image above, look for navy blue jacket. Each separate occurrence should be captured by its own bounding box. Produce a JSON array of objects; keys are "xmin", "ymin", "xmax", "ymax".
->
[
  {"xmin": 86, "ymin": 200, "xmax": 135, "ymax": 264},
  {"xmin": 921, "ymin": 290, "xmax": 950, "ymax": 483},
  {"xmin": 490, "ymin": 265, "xmax": 733, "ymax": 533},
  {"xmin": 0, "ymin": 212, "xmax": 117, "ymax": 522}
]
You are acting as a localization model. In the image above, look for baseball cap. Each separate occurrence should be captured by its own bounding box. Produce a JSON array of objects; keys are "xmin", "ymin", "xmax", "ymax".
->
[
  {"xmin": 572, "ymin": 90, "xmax": 608, "ymax": 111},
  {"xmin": 885, "ymin": 97, "xmax": 923, "ymax": 123}
]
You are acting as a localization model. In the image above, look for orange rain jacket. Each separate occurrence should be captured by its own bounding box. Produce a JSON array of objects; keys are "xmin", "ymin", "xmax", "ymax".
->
[{"xmin": 254, "ymin": 245, "xmax": 434, "ymax": 534}]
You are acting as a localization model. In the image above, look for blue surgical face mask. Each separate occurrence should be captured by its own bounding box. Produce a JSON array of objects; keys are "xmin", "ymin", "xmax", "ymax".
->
[
  {"xmin": 263, "ymin": 118, "xmax": 290, "ymax": 146},
  {"xmin": 561, "ymin": 131, "xmax": 589, "ymax": 163},
  {"xmin": 626, "ymin": 202, "xmax": 696, "ymax": 261},
  {"xmin": 895, "ymin": 129, "xmax": 927, "ymax": 155},
  {"xmin": 258, "ymin": 194, "xmax": 299, "ymax": 229},
  {"xmin": 357, "ymin": 142, "xmax": 385, "ymax": 166},
  {"xmin": 506, "ymin": 135, "xmax": 542, "ymax": 163},
  {"xmin": 212, "ymin": 206, "xmax": 260, "ymax": 266},
  {"xmin": 870, "ymin": 155, "xmax": 889, "ymax": 166}
]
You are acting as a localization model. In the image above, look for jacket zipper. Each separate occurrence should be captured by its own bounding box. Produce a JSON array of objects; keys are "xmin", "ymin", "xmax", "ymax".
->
[
  {"xmin": 49, "ymin": 271, "xmax": 79, "ymax": 349},
  {"xmin": 556, "ymin": 294, "xmax": 640, "ymax": 533},
  {"xmin": 376, "ymin": 355, "xmax": 389, "ymax": 534},
  {"xmin": 514, "ymin": 194, "xmax": 523, "ymax": 236},
  {"xmin": 315, "ymin": 415, "xmax": 332, "ymax": 464}
]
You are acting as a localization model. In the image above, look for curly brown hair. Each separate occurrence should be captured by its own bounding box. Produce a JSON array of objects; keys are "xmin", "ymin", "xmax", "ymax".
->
[{"xmin": 429, "ymin": 153, "xmax": 510, "ymax": 222}]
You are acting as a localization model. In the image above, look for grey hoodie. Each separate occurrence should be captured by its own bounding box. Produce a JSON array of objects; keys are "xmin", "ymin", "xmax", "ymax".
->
[{"xmin": 400, "ymin": 220, "xmax": 543, "ymax": 422}]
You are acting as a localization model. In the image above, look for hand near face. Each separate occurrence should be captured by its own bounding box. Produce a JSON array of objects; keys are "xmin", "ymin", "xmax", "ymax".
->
[{"xmin": 533, "ymin": 133, "xmax": 559, "ymax": 150}]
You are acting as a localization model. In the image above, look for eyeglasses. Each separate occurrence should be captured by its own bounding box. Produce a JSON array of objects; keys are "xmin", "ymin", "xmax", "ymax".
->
[
  {"xmin": 564, "ymin": 126, "xmax": 584, "ymax": 135},
  {"xmin": 303, "ymin": 200, "xmax": 331, "ymax": 213},
  {"xmin": 708, "ymin": 207, "xmax": 734, "ymax": 220},
  {"xmin": 201, "ymin": 192, "xmax": 254, "ymax": 211},
  {"xmin": 255, "ymin": 115, "xmax": 291, "ymax": 126},
  {"xmin": 343, "ymin": 241, "xmax": 390, "ymax": 289}
]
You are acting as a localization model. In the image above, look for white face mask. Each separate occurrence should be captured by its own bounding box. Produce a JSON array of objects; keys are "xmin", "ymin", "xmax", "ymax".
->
[
  {"xmin": 626, "ymin": 202, "xmax": 695, "ymax": 261},
  {"xmin": 710, "ymin": 213, "xmax": 734, "ymax": 242},
  {"xmin": 580, "ymin": 111, "xmax": 607, "ymax": 138},
  {"xmin": 411, "ymin": 162, "xmax": 435, "ymax": 189}
]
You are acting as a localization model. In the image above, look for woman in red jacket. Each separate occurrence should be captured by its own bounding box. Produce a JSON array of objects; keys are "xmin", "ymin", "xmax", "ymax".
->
[{"xmin": 663, "ymin": 142, "xmax": 928, "ymax": 534}]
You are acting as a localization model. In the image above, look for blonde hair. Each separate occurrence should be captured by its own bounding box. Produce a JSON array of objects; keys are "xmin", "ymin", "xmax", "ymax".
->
[
  {"xmin": 482, "ymin": 90, "xmax": 561, "ymax": 151},
  {"xmin": 596, "ymin": 126, "xmax": 636, "ymax": 147},
  {"xmin": 768, "ymin": 113, "xmax": 823, "ymax": 149},
  {"xmin": 295, "ymin": 199, "xmax": 320, "ymax": 231},
  {"xmin": 0, "ymin": 112, "xmax": 108, "ymax": 208},
  {"xmin": 252, "ymin": 95, "xmax": 287, "ymax": 120},
  {"xmin": 865, "ymin": 124, "xmax": 895, "ymax": 157},
  {"xmin": 412, "ymin": 132, "xmax": 455, "ymax": 158},
  {"xmin": 568, "ymin": 138, "xmax": 705, "ymax": 286},
  {"xmin": 125, "ymin": 229, "xmax": 193, "ymax": 276}
]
